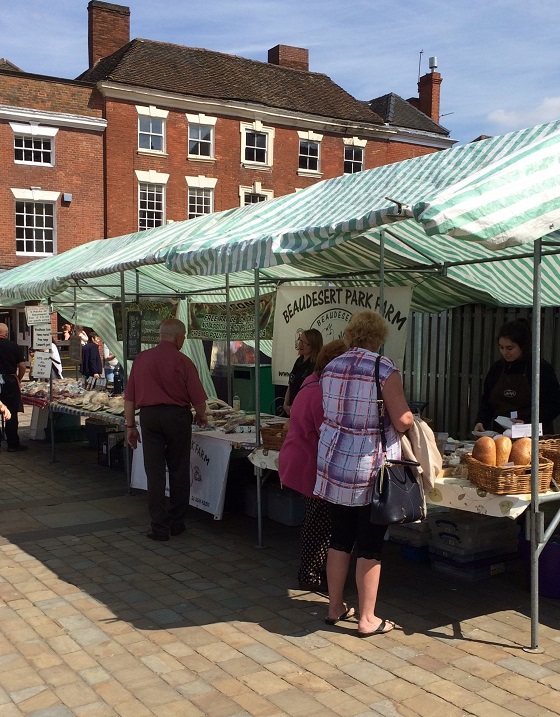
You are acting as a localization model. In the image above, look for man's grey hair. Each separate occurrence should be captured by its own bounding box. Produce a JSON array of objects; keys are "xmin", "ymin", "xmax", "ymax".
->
[{"xmin": 159, "ymin": 318, "xmax": 186, "ymax": 338}]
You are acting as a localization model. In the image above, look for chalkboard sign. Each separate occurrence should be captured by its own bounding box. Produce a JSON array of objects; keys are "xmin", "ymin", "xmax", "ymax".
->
[
  {"xmin": 114, "ymin": 301, "xmax": 176, "ymax": 345},
  {"xmin": 68, "ymin": 336, "xmax": 82, "ymax": 363},
  {"xmin": 126, "ymin": 311, "xmax": 142, "ymax": 359}
]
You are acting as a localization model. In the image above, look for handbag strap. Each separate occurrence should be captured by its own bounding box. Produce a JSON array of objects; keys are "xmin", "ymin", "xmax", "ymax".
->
[{"xmin": 374, "ymin": 354, "xmax": 388, "ymax": 455}]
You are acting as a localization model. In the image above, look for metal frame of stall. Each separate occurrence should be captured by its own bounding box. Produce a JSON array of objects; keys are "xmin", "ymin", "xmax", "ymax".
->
[{"xmin": 30, "ymin": 233, "xmax": 560, "ymax": 652}]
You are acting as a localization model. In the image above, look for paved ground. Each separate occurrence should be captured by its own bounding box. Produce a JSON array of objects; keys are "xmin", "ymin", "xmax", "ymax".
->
[{"xmin": 0, "ymin": 414, "xmax": 559, "ymax": 717}]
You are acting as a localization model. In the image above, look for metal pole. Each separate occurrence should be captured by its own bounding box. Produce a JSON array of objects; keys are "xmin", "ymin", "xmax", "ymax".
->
[
  {"xmin": 48, "ymin": 298, "xmax": 57, "ymax": 463},
  {"xmin": 226, "ymin": 274, "xmax": 232, "ymax": 406},
  {"xmin": 525, "ymin": 238, "xmax": 543, "ymax": 653},
  {"xmin": 120, "ymin": 270, "xmax": 131, "ymax": 491},
  {"xmin": 379, "ymin": 229, "xmax": 386, "ymax": 355},
  {"xmin": 254, "ymin": 267, "xmax": 264, "ymax": 548}
]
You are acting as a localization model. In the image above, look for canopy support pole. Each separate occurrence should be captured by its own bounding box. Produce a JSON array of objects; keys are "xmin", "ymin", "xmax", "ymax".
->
[
  {"xmin": 379, "ymin": 229, "xmax": 385, "ymax": 354},
  {"xmin": 226, "ymin": 274, "xmax": 232, "ymax": 406},
  {"xmin": 48, "ymin": 297, "xmax": 57, "ymax": 464},
  {"xmin": 525, "ymin": 238, "xmax": 544, "ymax": 653},
  {"xmin": 120, "ymin": 270, "xmax": 131, "ymax": 492},
  {"xmin": 253, "ymin": 266, "xmax": 264, "ymax": 548}
]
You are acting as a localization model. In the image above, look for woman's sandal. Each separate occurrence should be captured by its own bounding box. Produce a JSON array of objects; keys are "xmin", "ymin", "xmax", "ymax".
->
[
  {"xmin": 357, "ymin": 619, "xmax": 395, "ymax": 637},
  {"xmin": 324, "ymin": 606, "xmax": 356, "ymax": 625}
]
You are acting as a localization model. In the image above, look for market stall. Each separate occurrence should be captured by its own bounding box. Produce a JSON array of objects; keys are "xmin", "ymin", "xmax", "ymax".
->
[{"xmin": 2, "ymin": 119, "xmax": 560, "ymax": 649}]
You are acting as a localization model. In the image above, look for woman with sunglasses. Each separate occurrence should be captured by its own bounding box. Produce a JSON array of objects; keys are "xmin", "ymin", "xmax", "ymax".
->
[{"xmin": 283, "ymin": 329, "xmax": 323, "ymax": 416}]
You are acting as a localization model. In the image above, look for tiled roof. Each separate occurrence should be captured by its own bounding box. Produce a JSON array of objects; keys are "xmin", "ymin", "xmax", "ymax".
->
[
  {"xmin": 77, "ymin": 39, "xmax": 384, "ymax": 125},
  {"xmin": 0, "ymin": 58, "xmax": 23, "ymax": 72},
  {"xmin": 367, "ymin": 92, "xmax": 449, "ymax": 136}
]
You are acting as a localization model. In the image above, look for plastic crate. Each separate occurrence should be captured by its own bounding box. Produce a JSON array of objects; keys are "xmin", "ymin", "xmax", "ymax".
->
[
  {"xmin": 109, "ymin": 439, "xmax": 131, "ymax": 471},
  {"xmin": 431, "ymin": 553, "xmax": 519, "ymax": 582},
  {"xmin": 267, "ymin": 485, "xmax": 305, "ymax": 526},
  {"xmin": 400, "ymin": 544, "xmax": 430, "ymax": 563}
]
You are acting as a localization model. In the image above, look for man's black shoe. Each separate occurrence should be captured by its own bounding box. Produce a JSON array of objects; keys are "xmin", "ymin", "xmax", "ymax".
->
[
  {"xmin": 146, "ymin": 530, "xmax": 169, "ymax": 542},
  {"xmin": 170, "ymin": 524, "xmax": 186, "ymax": 536},
  {"xmin": 7, "ymin": 445, "xmax": 28, "ymax": 452}
]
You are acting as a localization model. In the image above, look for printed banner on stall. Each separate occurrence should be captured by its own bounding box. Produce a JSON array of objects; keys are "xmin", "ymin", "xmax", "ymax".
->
[
  {"xmin": 113, "ymin": 300, "xmax": 177, "ymax": 345},
  {"xmin": 130, "ymin": 428, "xmax": 232, "ymax": 520},
  {"xmin": 272, "ymin": 285, "xmax": 412, "ymax": 385},
  {"xmin": 189, "ymin": 433, "xmax": 232, "ymax": 519},
  {"xmin": 188, "ymin": 293, "xmax": 275, "ymax": 340}
]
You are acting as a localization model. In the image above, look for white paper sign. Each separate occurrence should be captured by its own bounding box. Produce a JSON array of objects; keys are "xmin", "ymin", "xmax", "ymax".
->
[
  {"xmin": 32, "ymin": 352, "xmax": 52, "ymax": 379},
  {"xmin": 24, "ymin": 306, "xmax": 51, "ymax": 325},
  {"xmin": 272, "ymin": 285, "xmax": 412, "ymax": 385},
  {"xmin": 511, "ymin": 423, "xmax": 542, "ymax": 438},
  {"xmin": 33, "ymin": 325, "xmax": 52, "ymax": 349},
  {"xmin": 130, "ymin": 427, "xmax": 232, "ymax": 520}
]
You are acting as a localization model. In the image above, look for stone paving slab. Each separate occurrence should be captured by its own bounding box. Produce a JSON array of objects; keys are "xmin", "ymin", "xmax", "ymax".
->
[{"xmin": 0, "ymin": 416, "xmax": 558, "ymax": 716}]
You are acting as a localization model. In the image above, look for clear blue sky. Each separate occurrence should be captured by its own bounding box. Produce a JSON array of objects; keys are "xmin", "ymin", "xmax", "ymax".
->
[{"xmin": 2, "ymin": 0, "xmax": 559, "ymax": 146}]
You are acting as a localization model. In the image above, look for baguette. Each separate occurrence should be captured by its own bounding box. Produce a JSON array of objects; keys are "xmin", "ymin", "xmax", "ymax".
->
[
  {"xmin": 472, "ymin": 436, "xmax": 496, "ymax": 466},
  {"xmin": 510, "ymin": 437, "xmax": 532, "ymax": 466},
  {"xmin": 494, "ymin": 435, "xmax": 512, "ymax": 466}
]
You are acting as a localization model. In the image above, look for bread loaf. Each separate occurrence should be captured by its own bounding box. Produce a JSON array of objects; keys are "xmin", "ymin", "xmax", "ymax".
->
[
  {"xmin": 510, "ymin": 437, "xmax": 532, "ymax": 466},
  {"xmin": 472, "ymin": 436, "xmax": 496, "ymax": 466},
  {"xmin": 494, "ymin": 435, "xmax": 512, "ymax": 466}
]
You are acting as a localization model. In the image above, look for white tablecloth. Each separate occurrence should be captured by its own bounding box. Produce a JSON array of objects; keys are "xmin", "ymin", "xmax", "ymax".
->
[{"xmin": 247, "ymin": 449, "xmax": 560, "ymax": 519}]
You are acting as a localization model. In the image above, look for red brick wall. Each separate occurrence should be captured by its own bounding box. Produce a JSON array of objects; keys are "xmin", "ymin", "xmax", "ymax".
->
[
  {"xmin": 104, "ymin": 99, "xmax": 443, "ymax": 236},
  {"xmin": 0, "ymin": 75, "xmax": 105, "ymax": 269}
]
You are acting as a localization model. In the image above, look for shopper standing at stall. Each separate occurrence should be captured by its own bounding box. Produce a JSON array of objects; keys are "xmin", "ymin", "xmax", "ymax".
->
[
  {"xmin": 124, "ymin": 319, "xmax": 208, "ymax": 541},
  {"xmin": 80, "ymin": 332, "xmax": 102, "ymax": 379},
  {"xmin": 279, "ymin": 339, "xmax": 347, "ymax": 592},
  {"xmin": 283, "ymin": 329, "xmax": 323, "ymax": 416},
  {"xmin": 0, "ymin": 323, "xmax": 27, "ymax": 452}
]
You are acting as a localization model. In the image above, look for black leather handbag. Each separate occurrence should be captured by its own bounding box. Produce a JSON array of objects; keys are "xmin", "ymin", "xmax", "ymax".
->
[{"xmin": 369, "ymin": 356, "xmax": 425, "ymax": 525}]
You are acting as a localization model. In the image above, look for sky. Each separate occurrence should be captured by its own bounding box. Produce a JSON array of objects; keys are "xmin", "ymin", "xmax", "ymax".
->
[{"xmin": 1, "ymin": 0, "xmax": 559, "ymax": 146}]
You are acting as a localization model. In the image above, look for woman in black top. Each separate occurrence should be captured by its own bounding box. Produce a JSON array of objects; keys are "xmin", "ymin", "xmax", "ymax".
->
[
  {"xmin": 283, "ymin": 329, "xmax": 323, "ymax": 416},
  {"xmin": 474, "ymin": 319, "xmax": 560, "ymax": 435}
]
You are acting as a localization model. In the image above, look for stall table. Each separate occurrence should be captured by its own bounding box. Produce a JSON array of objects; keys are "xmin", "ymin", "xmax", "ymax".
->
[{"xmin": 248, "ymin": 448, "xmax": 560, "ymax": 520}]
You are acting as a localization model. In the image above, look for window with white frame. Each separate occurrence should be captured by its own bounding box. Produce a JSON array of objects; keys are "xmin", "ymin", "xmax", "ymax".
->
[
  {"xmin": 239, "ymin": 182, "xmax": 273, "ymax": 206},
  {"xmin": 138, "ymin": 183, "xmax": 165, "ymax": 230},
  {"xmin": 240, "ymin": 121, "xmax": 274, "ymax": 167},
  {"xmin": 136, "ymin": 105, "xmax": 168, "ymax": 153},
  {"xmin": 15, "ymin": 202, "xmax": 54, "ymax": 254},
  {"xmin": 343, "ymin": 137, "xmax": 366, "ymax": 174},
  {"xmin": 297, "ymin": 130, "xmax": 323, "ymax": 174},
  {"xmin": 185, "ymin": 176, "xmax": 217, "ymax": 219},
  {"xmin": 188, "ymin": 188, "xmax": 213, "ymax": 218},
  {"xmin": 186, "ymin": 113, "xmax": 217, "ymax": 159},
  {"xmin": 136, "ymin": 170, "xmax": 169, "ymax": 230},
  {"xmin": 10, "ymin": 122, "xmax": 58, "ymax": 166}
]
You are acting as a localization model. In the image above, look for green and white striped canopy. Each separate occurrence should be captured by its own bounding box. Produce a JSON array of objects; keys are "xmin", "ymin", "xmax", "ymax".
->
[
  {"xmin": 1, "ymin": 119, "xmax": 560, "ymax": 314},
  {"xmin": 413, "ymin": 129, "xmax": 560, "ymax": 248}
]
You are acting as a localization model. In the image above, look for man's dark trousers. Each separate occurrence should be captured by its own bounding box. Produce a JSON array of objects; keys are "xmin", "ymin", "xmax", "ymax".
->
[
  {"xmin": 139, "ymin": 404, "xmax": 192, "ymax": 536},
  {"xmin": 0, "ymin": 375, "xmax": 22, "ymax": 449}
]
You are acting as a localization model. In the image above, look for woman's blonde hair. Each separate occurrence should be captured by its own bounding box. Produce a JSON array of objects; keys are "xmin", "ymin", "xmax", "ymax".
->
[
  {"xmin": 344, "ymin": 310, "xmax": 388, "ymax": 351},
  {"xmin": 314, "ymin": 339, "xmax": 347, "ymax": 375}
]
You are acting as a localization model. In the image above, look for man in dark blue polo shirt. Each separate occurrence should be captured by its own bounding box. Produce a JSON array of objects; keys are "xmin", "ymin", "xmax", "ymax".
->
[{"xmin": 0, "ymin": 323, "xmax": 27, "ymax": 451}]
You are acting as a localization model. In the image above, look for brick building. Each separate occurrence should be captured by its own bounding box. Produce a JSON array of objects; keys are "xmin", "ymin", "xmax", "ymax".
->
[{"xmin": 0, "ymin": 0, "xmax": 454, "ymax": 286}]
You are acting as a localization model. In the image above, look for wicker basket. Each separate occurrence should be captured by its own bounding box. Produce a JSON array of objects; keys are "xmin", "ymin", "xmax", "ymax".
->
[
  {"xmin": 465, "ymin": 453, "xmax": 553, "ymax": 494},
  {"xmin": 261, "ymin": 424, "xmax": 287, "ymax": 451},
  {"xmin": 538, "ymin": 436, "xmax": 560, "ymax": 482}
]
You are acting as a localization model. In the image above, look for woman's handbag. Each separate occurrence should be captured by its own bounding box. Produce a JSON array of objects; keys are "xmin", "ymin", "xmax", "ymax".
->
[{"xmin": 369, "ymin": 356, "xmax": 425, "ymax": 525}]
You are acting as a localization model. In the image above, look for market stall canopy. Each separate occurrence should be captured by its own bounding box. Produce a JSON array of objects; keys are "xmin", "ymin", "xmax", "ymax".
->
[
  {"xmin": 412, "ymin": 129, "xmax": 560, "ymax": 248},
  {"xmin": 2, "ymin": 120, "xmax": 560, "ymax": 313}
]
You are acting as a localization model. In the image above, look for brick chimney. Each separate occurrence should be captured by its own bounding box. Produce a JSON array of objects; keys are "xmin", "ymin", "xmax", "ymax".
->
[
  {"xmin": 88, "ymin": 1, "xmax": 130, "ymax": 68},
  {"xmin": 416, "ymin": 68, "xmax": 442, "ymax": 123},
  {"xmin": 268, "ymin": 45, "xmax": 309, "ymax": 71}
]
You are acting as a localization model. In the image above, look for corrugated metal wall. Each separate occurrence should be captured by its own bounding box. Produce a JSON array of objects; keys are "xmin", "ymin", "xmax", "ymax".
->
[{"xmin": 401, "ymin": 305, "xmax": 560, "ymax": 439}]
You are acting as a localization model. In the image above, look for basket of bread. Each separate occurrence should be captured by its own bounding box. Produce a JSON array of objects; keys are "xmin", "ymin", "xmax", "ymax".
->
[
  {"xmin": 538, "ymin": 435, "xmax": 560, "ymax": 482},
  {"xmin": 465, "ymin": 436, "xmax": 553, "ymax": 494},
  {"xmin": 260, "ymin": 421, "xmax": 290, "ymax": 451}
]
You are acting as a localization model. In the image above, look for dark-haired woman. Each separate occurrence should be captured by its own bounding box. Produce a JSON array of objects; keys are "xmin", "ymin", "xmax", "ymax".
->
[
  {"xmin": 474, "ymin": 318, "xmax": 560, "ymax": 435},
  {"xmin": 283, "ymin": 329, "xmax": 323, "ymax": 416}
]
